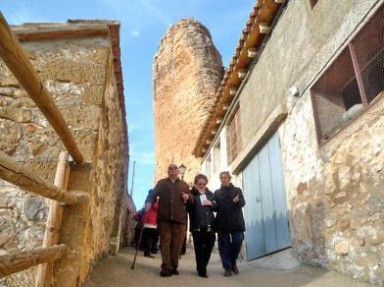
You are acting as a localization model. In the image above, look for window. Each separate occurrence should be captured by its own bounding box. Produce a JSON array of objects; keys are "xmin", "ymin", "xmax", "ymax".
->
[
  {"xmin": 213, "ymin": 142, "xmax": 221, "ymax": 174},
  {"xmin": 228, "ymin": 108, "xmax": 242, "ymax": 163},
  {"xmin": 311, "ymin": 5, "xmax": 384, "ymax": 143}
]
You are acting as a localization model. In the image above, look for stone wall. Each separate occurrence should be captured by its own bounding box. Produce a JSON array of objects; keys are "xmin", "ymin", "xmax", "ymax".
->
[
  {"xmin": 153, "ymin": 19, "xmax": 223, "ymax": 183},
  {"xmin": 278, "ymin": 2, "xmax": 384, "ymax": 284},
  {"xmin": 283, "ymin": 91, "xmax": 384, "ymax": 283},
  {"xmin": 0, "ymin": 24, "xmax": 131, "ymax": 286},
  {"xmin": 233, "ymin": 0, "xmax": 384, "ymax": 284}
]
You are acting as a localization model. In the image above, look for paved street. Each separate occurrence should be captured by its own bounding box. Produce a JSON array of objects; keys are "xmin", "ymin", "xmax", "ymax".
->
[{"xmin": 86, "ymin": 247, "xmax": 371, "ymax": 287}]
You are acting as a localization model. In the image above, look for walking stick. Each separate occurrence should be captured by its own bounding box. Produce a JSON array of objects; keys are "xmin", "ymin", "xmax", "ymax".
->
[{"xmin": 131, "ymin": 211, "xmax": 148, "ymax": 270}]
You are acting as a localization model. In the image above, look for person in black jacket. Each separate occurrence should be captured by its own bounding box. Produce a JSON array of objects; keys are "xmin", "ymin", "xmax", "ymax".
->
[
  {"xmin": 213, "ymin": 171, "xmax": 246, "ymax": 277},
  {"xmin": 187, "ymin": 174, "xmax": 216, "ymax": 278}
]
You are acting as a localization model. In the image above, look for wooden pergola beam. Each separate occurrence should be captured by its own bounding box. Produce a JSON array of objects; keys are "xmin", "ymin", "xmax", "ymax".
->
[
  {"xmin": 0, "ymin": 150, "xmax": 88, "ymax": 205},
  {"xmin": 0, "ymin": 244, "xmax": 67, "ymax": 278},
  {"xmin": 15, "ymin": 27, "xmax": 109, "ymax": 42},
  {"xmin": 0, "ymin": 12, "xmax": 84, "ymax": 163}
]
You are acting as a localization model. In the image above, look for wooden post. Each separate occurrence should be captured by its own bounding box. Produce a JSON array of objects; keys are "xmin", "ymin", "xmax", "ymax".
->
[
  {"xmin": 53, "ymin": 163, "xmax": 92, "ymax": 287},
  {"xmin": 36, "ymin": 152, "xmax": 70, "ymax": 287},
  {"xmin": 0, "ymin": 12, "xmax": 84, "ymax": 164},
  {"xmin": 0, "ymin": 245, "xmax": 67, "ymax": 278},
  {"xmin": 0, "ymin": 150, "xmax": 88, "ymax": 205}
]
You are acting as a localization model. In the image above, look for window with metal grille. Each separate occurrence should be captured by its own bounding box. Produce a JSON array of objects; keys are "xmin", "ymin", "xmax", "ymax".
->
[
  {"xmin": 309, "ymin": 0, "xmax": 319, "ymax": 9},
  {"xmin": 228, "ymin": 108, "xmax": 242, "ymax": 163},
  {"xmin": 311, "ymin": 5, "xmax": 384, "ymax": 144}
]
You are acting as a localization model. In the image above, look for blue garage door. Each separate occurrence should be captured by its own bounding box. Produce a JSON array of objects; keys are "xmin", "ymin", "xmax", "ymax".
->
[{"xmin": 243, "ymin": 131, "xmax": 290, "ymax": 260}]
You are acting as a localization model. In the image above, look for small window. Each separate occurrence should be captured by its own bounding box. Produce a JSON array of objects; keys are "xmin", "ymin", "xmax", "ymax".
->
[
  {"xmin": 309, "ymin": 0, "xmax": 319, "ymax": 9},
  {"xmin": 311, "ymin": 5, "xmax": 384, "ymax": 143},
  {"xmin": 213, "ymin": 142, "xmax": 221, "ymax": 174},
  {"xmin": 228, "ymin": 108, "xmax": 242, "ymax": 163}
]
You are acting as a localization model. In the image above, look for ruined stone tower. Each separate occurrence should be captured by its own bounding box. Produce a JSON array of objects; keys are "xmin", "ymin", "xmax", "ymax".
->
[{"xmin": 153, "ymin": 18, "xmax": 223, "ymax": 183}]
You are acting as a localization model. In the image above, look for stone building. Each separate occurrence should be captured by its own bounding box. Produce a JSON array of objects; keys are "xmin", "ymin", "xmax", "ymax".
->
[
  {"xmin": 153, "ymin": 19, "xmax": 223, "ymax": 183},
  {"xmin": 193, "ymin": 0, "xmax": 384, "ymax": 284},
  {"xmin": 0, "ymin": 20, "xmax": 134, "ymax": 286}
]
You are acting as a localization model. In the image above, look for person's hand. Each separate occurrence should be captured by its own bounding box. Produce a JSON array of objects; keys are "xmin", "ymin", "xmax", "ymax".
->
[
  {"xmin": 233, "ymin": 194, "xmax": 240, "ymax": 203},
  {"xmin": 203, "ymin": 200, "xmax": 212, "ymax": 206},
  {"xmin": 182, "ymin": 192, "xmax": 189, "ymax": 203}
]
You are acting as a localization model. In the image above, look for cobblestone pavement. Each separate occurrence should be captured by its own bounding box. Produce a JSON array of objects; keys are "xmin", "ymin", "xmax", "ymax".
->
[{"xmin": 86, "ymin": 247, "xmax": 371, "ymax": 287}]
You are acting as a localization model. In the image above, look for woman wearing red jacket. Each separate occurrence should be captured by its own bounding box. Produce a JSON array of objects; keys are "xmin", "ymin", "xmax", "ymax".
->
[{"xmin": 142, "ymin": 190, "xmax": 159, "ymax": 258}]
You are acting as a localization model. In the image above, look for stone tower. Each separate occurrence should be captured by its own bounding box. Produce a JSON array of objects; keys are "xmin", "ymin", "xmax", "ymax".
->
[{"xmin": 153, "ymin": 19, "xmax": 223, "ymax": 183}]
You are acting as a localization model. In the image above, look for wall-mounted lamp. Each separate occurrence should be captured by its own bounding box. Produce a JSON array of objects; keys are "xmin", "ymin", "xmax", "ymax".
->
[
  {"xmin": 178, "ymin": 163, "xmax": 186, "ymax": 180},
  {"xmin": 287, "ymin": 86, "xmax": 300, "ymax": 98}
]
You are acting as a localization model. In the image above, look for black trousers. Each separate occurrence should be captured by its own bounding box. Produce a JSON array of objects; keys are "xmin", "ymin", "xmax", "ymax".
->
[
  {"xmin": 192, "ymin": 228, "xmax": 216, "ymax": 275},
  {"xmin": 142, "ymin": 227, "xmax": 158, "ymax": 255}
]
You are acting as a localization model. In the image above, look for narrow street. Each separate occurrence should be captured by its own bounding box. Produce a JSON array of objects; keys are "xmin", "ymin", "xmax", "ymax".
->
[{"xmin": 86, "ymin": 247, "xmax": 370, "ymax": 287}]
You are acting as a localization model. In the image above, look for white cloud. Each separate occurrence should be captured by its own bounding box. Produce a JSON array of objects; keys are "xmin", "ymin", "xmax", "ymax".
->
[
  {"xmin": 129, "ymin": 140, "xmax": 154, "ymax": 160},
  {"xmin": 127, "ymin": 122, "xmax": 139, "ymax": 133},
  {"xmin": 129, "ymin": 28, "xmax": 140, "ymax": 38},
  {"xmin": 137, "ymin": 0, "xmax": 171, "ymax": 25},
  {"xmin": 4, "ymin": 4, "xmax": 34, "ymax": 25},
  {"xmin": 131, "ymin": 151, "xmax": 155, "ymax": 166}
]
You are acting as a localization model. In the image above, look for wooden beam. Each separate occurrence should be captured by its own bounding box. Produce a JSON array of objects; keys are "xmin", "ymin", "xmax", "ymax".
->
[
  {"xmin": 0, "ymin": 244, "xmax": 67, "ymax": 278},
  {"xmin": 53, "ymin": 163, "xmax": 91, "ymax": 286},
  {"xmin": 0, "ymin": 150, "xmax": 88, "ymax": 205},
  {"xmin": 0, "ymin": 12, "xmax": 84, "ymax": 163},
  {"xmin": 36, "ymin": 151, "xmax": 70, "ymax": 287},
  {"xmin": 247, "ymin": 47, "xmax": 258, "ymax": 58},
  {"xmin": 15, "ymin": 28, "xmax": 109, "ymax": 42}
]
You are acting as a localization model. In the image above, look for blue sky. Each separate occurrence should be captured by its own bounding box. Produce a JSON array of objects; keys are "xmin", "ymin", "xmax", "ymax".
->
[{"xmin": 1, "ymin": 0, "xmax": 255, "ymax": 208}]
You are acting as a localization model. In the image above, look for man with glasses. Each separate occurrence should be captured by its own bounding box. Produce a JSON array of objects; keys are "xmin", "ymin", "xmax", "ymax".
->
[{"xmin": 146, "ymin": 163, "xmax": 193, "ymax": 277}]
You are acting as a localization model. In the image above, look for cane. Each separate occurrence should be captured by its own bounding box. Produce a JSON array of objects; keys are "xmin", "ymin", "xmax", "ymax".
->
[{"xmin": 131, "ymin": 210, "xmax": 148, "ymax": 270}]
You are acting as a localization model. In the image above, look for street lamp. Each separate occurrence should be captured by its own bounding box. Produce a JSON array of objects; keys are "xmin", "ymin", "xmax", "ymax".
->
[{"xmin": 179, "ymin": 163, "xmax": 187, "ymax": 180}]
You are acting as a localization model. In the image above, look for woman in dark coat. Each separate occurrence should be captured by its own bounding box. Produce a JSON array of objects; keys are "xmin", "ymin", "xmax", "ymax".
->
[
  {"xmin": 187, "ymin": 174, "xmax": 215, "ymax": 278},
  {"xmin": 213, "ymin": 171, "xmax": 245, "ymax": 277}
]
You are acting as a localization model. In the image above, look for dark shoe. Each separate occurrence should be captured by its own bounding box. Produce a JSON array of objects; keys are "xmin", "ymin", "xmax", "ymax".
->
[
  {"xmin": 144, "ymin": 251, "xmax": 155, "ymax": 258},
  {"xmin": 171, "ymin": 269, "xmax": 179, "ymax": 275},
  {"xmin": 160, "ymin": 269, "xmax": 172, "ymax": 277},
  {"xmin": 198, "ymin": 272, "xmax": 208, "ymax": 278},
  {"xmin": 232, "ymin": 265, "xmax": 239, "ymax": 274},
  {"xmin": 224, "ymin": 269, "xmax": 232, "ymax": 277}
]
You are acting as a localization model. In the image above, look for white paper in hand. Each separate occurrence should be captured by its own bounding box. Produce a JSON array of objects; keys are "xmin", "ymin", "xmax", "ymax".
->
[{"xmin": 200, "ymin": 194, "xmax": 207, "ymax": 205}]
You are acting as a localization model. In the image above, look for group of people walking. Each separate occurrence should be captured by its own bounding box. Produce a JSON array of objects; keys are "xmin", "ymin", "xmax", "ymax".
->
[{"xmin": 142, "ymin": 163, "xmax": 246, "ymax": 278}]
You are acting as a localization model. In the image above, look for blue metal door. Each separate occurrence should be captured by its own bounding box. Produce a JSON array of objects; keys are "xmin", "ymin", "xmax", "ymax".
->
[{"xmin": 243, "ymin": 131, "xmax": 290, "ymax": 260}]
